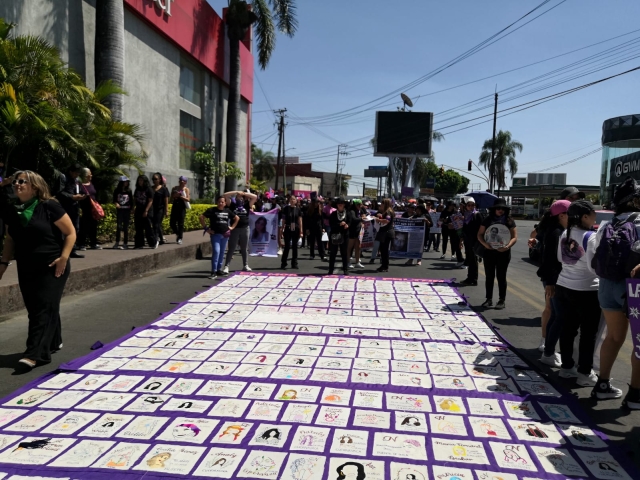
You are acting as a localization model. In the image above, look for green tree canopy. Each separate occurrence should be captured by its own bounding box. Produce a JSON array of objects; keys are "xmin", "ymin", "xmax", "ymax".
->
[
  {"xmin": 251, "ymin": 146, "xmax": 276, "ymax": 181},
  {"xmin": 418, "ymin": 161, "xmax": 470, "ymax": 196}
]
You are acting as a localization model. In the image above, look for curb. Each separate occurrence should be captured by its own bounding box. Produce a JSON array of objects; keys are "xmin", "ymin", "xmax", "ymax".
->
[{"xmin": 0, "ymin": 241, "xmax": 212, "ymax": 317}]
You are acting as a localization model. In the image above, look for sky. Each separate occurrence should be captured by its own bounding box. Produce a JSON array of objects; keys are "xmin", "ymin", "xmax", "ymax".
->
[{"xmin": 206, "ymin": 0, "xmax": 640, "ymax": 195}]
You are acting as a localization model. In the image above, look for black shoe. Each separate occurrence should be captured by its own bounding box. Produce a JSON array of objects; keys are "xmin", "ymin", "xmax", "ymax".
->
[
  {"xmin": 292, "ymin": 264, "xmax": 299, "ymax": 269},
  {"xmin": 460, "ymin": 279, "xmax": 477, "ymax": 286},
  {"xmin": 376, "ymin": 267, "xmax": 388, "ymax": 273},
  {"xmin": 310, "ymin": 256, "xmax": 315, "ymax": 260},
  {"xmin": 70, "ymin": 252, "xmax": 84, "ymax": 259},
  {"xmin": 622, "ymin": 386, "xmax": 640, "ymax": 409},
  {"xmin": 495, "ymin": 299, "xmax": 505, "ymax": 310},
  {"xmin": 208, "ymin": 273, "xmax": 217, "ymax": 280},
  {"xmin": 591, "ymin": 377, "xmax": 623, "ymax": 400},
  {"xmin": 281, "ymin": 265, "xmax": 287, "ymax": 270},
  {"xmin": 481, "ymin": 299, "xmax": 493, "ymax": 308},
  {"xmin": 368, "ymin": 259, "xmax": 375, "ymax": 264},
  {"xmin": 216, "ymin": 270, "xmax": 228, "ymax": 277},
  {"xmin": 327, "ymin": 271, "xmax": 334, "ymax": 275},
  {"xmin": 343, "ymin": 270, "xmax": 349, "ymax": 275}
]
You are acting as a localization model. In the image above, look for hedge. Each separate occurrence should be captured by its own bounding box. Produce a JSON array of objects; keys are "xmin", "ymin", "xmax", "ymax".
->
[{"xmin": 96, "ymin": 204, "xmax": 213, "ymax": 243}]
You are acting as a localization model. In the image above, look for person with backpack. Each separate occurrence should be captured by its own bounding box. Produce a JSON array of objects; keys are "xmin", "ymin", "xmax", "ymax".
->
[
  {"xmin": 554, "ymin": 200, "xmax": 600, "ymax": 386},
  {"xmin": 587, "ymin": 177, "xmax": 640, "ymax": 407},
  {"xmin": 537, "ymin": 200, "xmax": 571, "ymax": 367},
  {"xmin": 476, "ymin": 198, "xmax": 518, "ymax": 309},
  {"xmin": 460, "ymin": 196, "xmax": 483, "ymax": 286},
  {"xmin": 280, "ymin": 194, "xmax": 303, "ymax": 270}
]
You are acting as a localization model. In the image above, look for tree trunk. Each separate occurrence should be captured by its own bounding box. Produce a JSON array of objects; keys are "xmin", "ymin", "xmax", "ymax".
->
[
  {"xmin": 94, "ymin": 0, "xmax": 125, "ymax": 121},
  {"xmin": 225, "ymin": 32, "xmax": 242, "ymax": 192}
]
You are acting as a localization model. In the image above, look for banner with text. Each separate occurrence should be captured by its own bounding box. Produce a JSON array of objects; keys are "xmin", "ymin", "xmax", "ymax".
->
[
  {"xmin": 249, "ymin": 209, "xmax": 279, "ymax": 257},
  {"xmin": 390, "ymin": 218, "xmax": 425, "ymax": 259},
  {"xmin": 626, "ymin": 278, "xmax": 640, "ymax": 360}
]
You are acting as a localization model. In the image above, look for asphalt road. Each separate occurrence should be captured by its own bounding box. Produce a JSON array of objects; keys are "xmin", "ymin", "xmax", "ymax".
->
[{"xmin": 0, "ymin": 219, "xmax": 638, "ymax": 463}]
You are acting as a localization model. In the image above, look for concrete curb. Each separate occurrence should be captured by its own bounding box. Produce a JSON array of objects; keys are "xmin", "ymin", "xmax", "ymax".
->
[{"xmin": 0, "ymin": 241, "xmax": 212, "ymax": 316}]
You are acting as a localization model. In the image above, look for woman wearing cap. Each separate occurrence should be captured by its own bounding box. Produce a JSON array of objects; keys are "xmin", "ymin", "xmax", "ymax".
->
[
  {"xmin": 170, "ymin": 176, "xmax": 190, "ymax": 245},
  {"xmin": 460, "ymin": 197, "xmax": 483, "ymax": 286},
  {"xmin": 537, "ymin": 200, "xmax": 571, "ymax": 368},
  {"xmin": 151, "ymin": 173, "xmax": 170, "ymax": 245},
  {"xmin": 328, "ymin": 197, "xmax": 350, "ymax": 275},
  {"xmin": 476, "ymin": 198, "xmax": 517, "ymax": 309},
  {"xmin": 588, "ymin": 178, "xmax": 640, "ymax": 407},
  {"xmin": 375, "ymin": 198, "xmax": 395, "ymax": 273},
  {"xmin": 347, "ymin": 199, "xmax": 365, "ymax": 269},
  {"xmin": 112, "ymin": 176, "xmax": 133, "ymax": 249},
  {"xmin": 554, "ymin": 199, "xmax": 600, "ymax": 386},
  {"xmin": 223, "ymin": 190, "xmax": 257, "ymax": 273}
]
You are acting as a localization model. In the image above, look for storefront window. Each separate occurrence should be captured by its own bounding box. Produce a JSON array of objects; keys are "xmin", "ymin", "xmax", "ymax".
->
[
  {"xmin": 179, "ymin": 111, "xmax": 201, "ymax": 171},
  {"xmin": 179, "ymin": 62, "xmax": 201, "ymax": 106}
]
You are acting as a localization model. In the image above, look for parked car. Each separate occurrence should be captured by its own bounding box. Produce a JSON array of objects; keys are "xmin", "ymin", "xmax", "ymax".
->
[{"xmin": 594, "ymin": 210, "xmax": 614, "ymax": 231}]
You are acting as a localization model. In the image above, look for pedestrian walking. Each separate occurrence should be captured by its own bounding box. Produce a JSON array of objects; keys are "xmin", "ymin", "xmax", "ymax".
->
[
  {"xmin": 553, "ymin": 200, "xmax": 600, "ymax": 386},
  {"xmin": 77, "ymin": 168, "xmax": 101, "ymax": 250},
  {"xmin": 369, "ymin": 202, "xmax": 384, "ymax": 264},
  {"xmin": 0, "ymin": 171, "xmax": 76, "ymax": 370},
  {"xmin": 588, "ymin": 177, "xmax": 640, "ymax": 406},
  {"xmin": 328, "ymin": 197, "xmax": 350, "ymax": 275},
  {"xmin": 347, "ymin": 199, "xmax": 365, "ymax": 269},
  {"xmin": 460, "ymin": 197, "xmax": 483, "ymax": 286},
  {"xmin": 537, "ymin": 200, "xmax": 571, "ymax": 368},
  {"xmin": 151, "ymin": 173, "xmax": 169, "ymax": 245},
  {"xmin": 170, "ymin": 176, "xmax": 190, "ymax": 245},
  {"xmin": 200, "ymin": 195, "xmax": 238, "ymax": 279},
  {"xmin": 112, "ymin": 176, "xmax": 133, "ymax": 249},
  {"xmin": 306, "ymin": 199, "xmax": 326, "ymax": 261},
  {"xmin": 440, "ymin": 201, "xmax": 463, "ymax": 264},
  {"xmin": 477, "ymin": 198, "xmax": 518, "ymax": 309},
  {"xmin": 322, "ymin": 199, "xmax": 335, "ymax": 251},
  {"xmin": 56, "ymin": 164, "xmax": 85, "ymax": 259},
  {"xmin": 426, "ymin": 202, "xmax": 441, "ymax": 252},
  {"xmin": 133, "ymin": 175, "xmax": 157, "ymax": 249},
  {"xmin": 375, "ymin": 198, "xmax": 395, "ymax": 273},
  {"xmin": 280, "ymin": 194, "xmax": 303, "ymax": 270},
  {"xmin": 223, "ymin": 190, "xmax": 257, "ymax": 273}
]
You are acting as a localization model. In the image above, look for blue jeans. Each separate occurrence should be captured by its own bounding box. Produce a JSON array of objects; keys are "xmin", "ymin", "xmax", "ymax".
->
[{"xmin": 211, "ymin": 233, "xmax": 229, "ymax": 273}]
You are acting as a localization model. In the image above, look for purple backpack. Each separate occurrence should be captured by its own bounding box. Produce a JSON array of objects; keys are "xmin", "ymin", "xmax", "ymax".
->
[{"xmin": 592, "ymin": 213, "xmax": 640, "ymax": 281}]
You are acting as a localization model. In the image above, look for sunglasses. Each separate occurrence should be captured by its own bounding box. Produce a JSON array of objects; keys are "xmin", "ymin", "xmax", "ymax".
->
[{"xmin": 12, "ymin": 178, "xmax": 29, "ymax": 186}]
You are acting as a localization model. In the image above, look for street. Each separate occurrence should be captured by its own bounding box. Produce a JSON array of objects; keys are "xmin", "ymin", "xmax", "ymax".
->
[{"xmin": 0, "ymin": 220, "xmax": 638, "ymax": 465}]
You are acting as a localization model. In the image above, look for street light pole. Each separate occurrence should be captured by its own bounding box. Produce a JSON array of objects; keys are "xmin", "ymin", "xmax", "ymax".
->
[{"xmin": 490, "ymin": 89, "xmax": 498, "ymax": 195}]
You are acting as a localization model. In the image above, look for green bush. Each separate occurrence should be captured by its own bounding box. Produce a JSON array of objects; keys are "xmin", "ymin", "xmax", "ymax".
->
[{"xmin": 96, "ymin": 204, "xmax": 213, "ymax": 243}]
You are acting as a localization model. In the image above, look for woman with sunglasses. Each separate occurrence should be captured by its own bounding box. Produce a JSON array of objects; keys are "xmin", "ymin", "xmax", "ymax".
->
[
  {"xmin": 476, "ymin": 198, "xmax": 518, "ymax": 309},
  {"xmin": 151, "ymin": 173, "xmax": 170, "ymax": 245},
  {"xmin": 0, "ymin": 171, "xmax": 76, "ymax": 370}
]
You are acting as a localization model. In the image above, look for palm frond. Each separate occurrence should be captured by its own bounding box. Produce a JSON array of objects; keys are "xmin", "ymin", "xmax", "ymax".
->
[
  {"xmin": 269, "ymin": 0, "xmax": 298, "ymax": 36},
  {"xmin": 253, "ymin": 0, "xmax": 277, "ymax": 69}
]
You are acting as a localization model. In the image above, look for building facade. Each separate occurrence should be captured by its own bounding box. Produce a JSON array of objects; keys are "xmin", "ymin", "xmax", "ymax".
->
[
  {"xmin": 0, "ymin": 0, "xmax": 253, "ymax": 196},
  {"xmin": 600, "ymin": 114, "xmax": 640, "ymax": 205}
]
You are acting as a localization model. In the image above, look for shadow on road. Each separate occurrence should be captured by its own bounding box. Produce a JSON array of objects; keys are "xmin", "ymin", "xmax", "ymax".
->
[{"xmin": 492, "ymin": 316, "xmax": 540, "ymax": 328}]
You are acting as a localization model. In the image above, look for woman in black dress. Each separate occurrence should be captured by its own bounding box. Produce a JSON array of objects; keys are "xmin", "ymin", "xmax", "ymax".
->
[
  {"xmin": 151, "ymin": 172, "xmax": 169, "ymax": 245},
  {"xmin": 306, "ymin": 199, "xmax": 326, "ymax": 260},
  {"xmin": 328, "ymin": 197, "xmax": 350, "ymax": 275},
  {"xmin": 133, "ymin": 175, "xmax": 157, "ymax": 249},
  {"xmin": 78, "ymin": 168, "xmax": 100, "ymax": 250},
  {"xmin": 170, "ymin": 176, "xmax": 190, "ymax": 245},
  {"xmin": 0, "ymin": 171, "xmax": 76, "ymax": 370},
  {"xmin": 375, "ymin": 198, "xmax": 395, "ymax": 273}
]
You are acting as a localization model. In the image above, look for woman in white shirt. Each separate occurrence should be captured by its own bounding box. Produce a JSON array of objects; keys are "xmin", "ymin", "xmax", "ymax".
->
[{"xmin": 554, "ymin": 200, "xmax": 600, "ymax": 386}]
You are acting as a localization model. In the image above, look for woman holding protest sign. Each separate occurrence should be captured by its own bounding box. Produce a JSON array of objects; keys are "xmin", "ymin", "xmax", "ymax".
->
[{"xmin": 477, "ymin": 198, "xmax": 518, "ymax": 309}]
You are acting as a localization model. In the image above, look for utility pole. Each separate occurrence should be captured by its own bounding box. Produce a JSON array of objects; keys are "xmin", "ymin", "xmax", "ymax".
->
[
  {"xmin": 490, "ymin": 88, "xmax": 498, "ymax": 195},
  {"xmin": 335, "ymin": 144, "xmax": 349, "ymax": 197},
  {"xmin": 362, "ymin": 182, "xmax": 366, "ymax": 198},
  {"xmin": 282, "ymin": 116, "xmax": 287, "ymax": 196},
  {"xmin": 274, "ymin": 109, "xmax": 286, "ymax": 191}
]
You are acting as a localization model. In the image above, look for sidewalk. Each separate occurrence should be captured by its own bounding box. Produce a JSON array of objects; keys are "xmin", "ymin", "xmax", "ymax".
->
[{"xmin": 0, "ymin": 231, "xmax": 212, "ymax": 316}]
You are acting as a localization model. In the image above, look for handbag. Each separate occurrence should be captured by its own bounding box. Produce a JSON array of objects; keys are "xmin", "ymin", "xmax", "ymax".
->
[
  {"xmin": 473, "ymin": 242, "xmax": 485, "ymax": 258},
  {"xmin": 331, "ymin": 232, "xmax": 344, "ymax": 245},
  {"xmin": 321, "ymin": 232, "xmax": 329, "ymax": 242},
  {"xmin": 82, "ymin": 184, "xmax": 105, "ymax": 221},
  {"xmin": 223, "ymin": 230, "xmax": 231, "ymax": 238},
  {"xmin": 184, "ymin": 201, "xmax": 191, "ymax": 210}
]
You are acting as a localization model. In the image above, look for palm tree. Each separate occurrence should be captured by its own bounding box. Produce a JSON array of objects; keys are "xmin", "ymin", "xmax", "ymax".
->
[
  {"xmin": 225, "ymin": 0, "xmax": 297, "ymax": 191},
  {"xmin": 94, "ymin": 0, "xmax": 125, "ymax": 121},
  {"xmin": 251, "ymin": 147, "xmax": 276, "ymax": 180},
  {"xmin": 479, "ymin": 130, "xmax": 523, "ymax": 191}
]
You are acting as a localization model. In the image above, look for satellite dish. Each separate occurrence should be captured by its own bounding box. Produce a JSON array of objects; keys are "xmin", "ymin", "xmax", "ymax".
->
[{"xmin": 401, "ymin": 93, "xmax": 414, "ymax": 109}]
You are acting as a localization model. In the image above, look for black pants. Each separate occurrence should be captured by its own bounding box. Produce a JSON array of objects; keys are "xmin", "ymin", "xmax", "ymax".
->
[
  {"xmin": 442, "ymin": 229, "xmax": 463, "ymax": 261},
  {"xmin": 152, "ymin": 208, "xmax": 166, "ymax": 243},
  {"xmin": 483, "ymin": 249, "xmax": 511, "ymax": 300},
  {"xmin": 442, "ymin": 228, "xmax": 452, "ymax": 254},
  {"xmin": 18, "ymin": 263, "xmax": 70, "ymax": 364},
  {"xmin": 134, "ymin": 212, "xmax": 157, "ymax": 248},
  {"xmin": 78, "ymin": 212, "xmax": 98, "ymax": 247},
  {"xmin": 66, "ymin": 207, "xmax": 80, "ymax": 252},
  {"xmin": 282, "ymin": 229, "xmax": 300, "ymax": 267},
  {"xmin": 329, "ymin": 239, "xmax": 348, "ymax": 274},
  {"xmin": 555, "ymin": 285, "xmax": 601, "ymax": 374},
  {"xmin": 380, "ymin": 233, "xmax": 393, "ymax": 269},
  {"xmin": 309, "ymin": 227, "xmax": 325, "ymax": 259},
  {"xmin": 170, "ymin": 208, "xmax": 186, "ymax": 241},
  {"xmin": 463, "ymin": 237, "xmax": 478, "ymax": 282},
  {"xmin": 115, "ymin": 208, "xmax": 131, "ymax": 244}
]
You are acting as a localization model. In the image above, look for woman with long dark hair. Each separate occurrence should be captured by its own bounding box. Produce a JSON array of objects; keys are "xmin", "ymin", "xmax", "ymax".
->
[
  {"xmin": 112, "ymin": 175, "xmax": 133, "ymax": 249},
  {"xmin": 133, "ymin": 175, "xmax": 158, "ymax": 249},
  {"xmin": 200, "ymin": 195, "xmax": 238, "ymax": 279},
  {"xmin": 306, "ymin": 200, "xmax": 325, "ymax": 261},
  {"xmin": 0, "ymin": 171, "xmax": 76, "ymax": 370},
  {"xmin": 460, "ymin": 197, "xmax": 483, "ymax": 286},
  {"xmin": 151, "ymin": 172, "xmax": 169, "ymax": 245},
  {"xmin": 477, "ymin": 198, "xmax": 517, "ymax": 309},
  {"xmin": 223, "ymin": 190, "xmax": 257, "ymax": 273},
  {"xmin": 170, "ymin": 176, "xmax": 190, "ymax": 245},
  {"xmin": 552, "ymin": 200, "xmax": 600, "ymax": 387},
  {"xmin": 375, "ymin": 198, "xmax": 395, "ymax": 273},
  {"xmin": 78, "ymin": 168, "xmax": 100, "ymax": 250},
  {"xmin": 440, "ymin": 201, "xmax": 463, "ymax": 264},
  {"xmin": 347, "ymin": 199, "xmax": 365, "ymax": 269},
  {"xmin": 328, "ymin": 197, "xmax": 350, "ymax": 275}
]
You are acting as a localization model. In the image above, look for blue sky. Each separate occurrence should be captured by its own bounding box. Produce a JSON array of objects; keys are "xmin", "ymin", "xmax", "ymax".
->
[{"xmin": 207, "ymin": 0, "xmax": 640, "ymax": 194}]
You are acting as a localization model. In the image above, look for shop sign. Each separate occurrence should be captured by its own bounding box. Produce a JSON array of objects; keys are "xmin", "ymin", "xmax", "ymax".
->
[{"xmin": 151, "ymin": 0, "xmax": 174, "ymax": 16}]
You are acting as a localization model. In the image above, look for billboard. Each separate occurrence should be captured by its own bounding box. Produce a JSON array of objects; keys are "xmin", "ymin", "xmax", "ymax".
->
[
  {"xmin": 374, "ymin": 111, "xmax": 434, "ymax": 157},
  {"xmin": 512, "ymin": 177, "xmax": 526, "ymax": 187},
  {"xmin": 364, "ymin": 169, "xmax": 388, "ymax": 178},
  {"xmin": 527, "ymin": 173, "xmax": 567, "ymax": 185}
]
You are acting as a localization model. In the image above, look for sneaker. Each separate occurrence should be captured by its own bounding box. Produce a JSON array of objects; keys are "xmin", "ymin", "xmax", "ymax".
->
[
  {"xmin": 219, "ymin": 270, "xmax": 229, "ymax": 277},
  {"xmin": 177, "ymin": 239, "xmax": 183, "ymax": 245},
  {"xmin": 243, "ymin": 265, "xmax": 252, "ymax": 271},
  {"xmin": 439, "ymin": 254, "xmax": 446, "ymax": 259},
  {"xmin": 622, "ymin": 386, "xmax": 640, "ymax": 410},
  {"xmin": 577, "ymin": 370, "xmax": 598, "ymax": 387},
  {"xmin": 112, "ymin": 243, "xmax": 120, "ymax": 249},
  {"xmin": 434, "ymin": 249, "xmax": 440, "ymax": 252},
  {"xmin": 538, "ymin": 338, "xmax": 546, "ymax": 352},
  {"xmin": 368, "ymin": 259, "xmax": 375, "ymax": 264},
  {"xmin": 355, "ymin": 263, "xmax": 365, "ymax": 269},
  {"xmin": 450, "ymin": 255, "xmax": 456, "ymax": 261},
  {"xmin": 278, "ymin": 249, "xmax": 283, "ymax": 255},
  {"xmin": 154, "ymin": 240, "xmax": 159, "ymax": 249},
  {"xmin": 91, "ymin": 244, "xmax": 102, "ymax": 250},
  {"xmin": 539, "ymin": 353, "xmax": 562, "ymax": 368},
  {"xmin": 460, "ymin": 279, "xmax": 477, "ymax": 286},
  {"xmin": 425, "ymin": 248, "xmax": 430, "ymax": 252},
  {"xmin": 208, "ymin": 273, "xmax": 217, "ymax": 280},
  {"xmin": 281, "ymin": 265, "xmax": 287, "ymax": 270},
  {"xmin": 348, "ymin": 264, "xmax": 355, "ymax": 269},
  {"xmin": 122, "ymin": 244, "xmax": 129, "ymax": 250},
  {"xmin": 481, "ymin": 299, "xmax": 493, "ymax": 308},
  {"xmin": 455, "ymin": 261, "xmax": 465, "ymax": 268},
  {"xmin": 591, "ymin": 378, "xmax": 623, "ymax": 400},
  {"xmin": 223, "ymin": 266, "xmax": 229, "ymax": 274},
  {"xmin": 559, "ymin": 367, "xmax": 578, "ymax": 378},
  {"xmin": 322, "ymin": 257, "xmax": 328, "ymax": 262},
  {"xmin": 79, "ymin": 246, "xmax": 87, "ymax": 251},
  {"xmin": 292, "ymin": 264, "xmax": 299, "ymax": 270},
  {"xmin": 495, "ymin": 299, "xmax": 505, "ymax": 310}
]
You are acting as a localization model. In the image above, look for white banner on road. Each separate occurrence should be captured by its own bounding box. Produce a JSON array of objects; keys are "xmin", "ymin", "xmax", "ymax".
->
[{"xmin": 249, "ymin": 209, "xmax": 279, "ymax": 257}]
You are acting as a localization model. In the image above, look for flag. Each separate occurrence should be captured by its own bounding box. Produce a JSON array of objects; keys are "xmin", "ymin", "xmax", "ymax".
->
[{"xmin": 266, "ymin": 188, "xmax": 274, "ymax": 199}]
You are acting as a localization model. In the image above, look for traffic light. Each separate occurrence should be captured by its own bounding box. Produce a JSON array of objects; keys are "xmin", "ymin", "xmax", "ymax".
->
[
  {"xmin": 468, "ymin": 160, "xmax": 472, "ymax": 171},
  {"xmin": 440, "ymin": 166, "xmax": 445, "ymax": 175}
]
